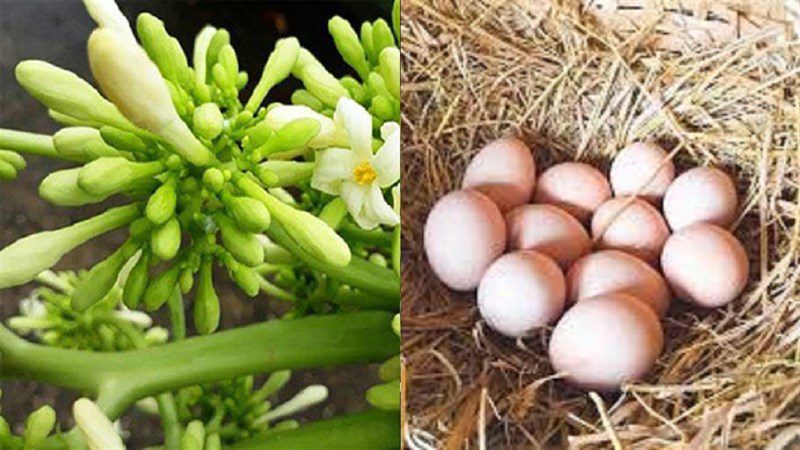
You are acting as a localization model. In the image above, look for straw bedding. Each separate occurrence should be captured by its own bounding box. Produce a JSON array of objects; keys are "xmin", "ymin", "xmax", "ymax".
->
[{"xmin": 400, "ymin": 1, "xmax": 800, "ymax": 448}]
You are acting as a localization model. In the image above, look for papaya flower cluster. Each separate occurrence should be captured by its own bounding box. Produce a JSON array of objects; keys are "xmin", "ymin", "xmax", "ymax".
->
[{"xmin": 0, "ymin": 0, "xmax": 401, "ymax": 336}]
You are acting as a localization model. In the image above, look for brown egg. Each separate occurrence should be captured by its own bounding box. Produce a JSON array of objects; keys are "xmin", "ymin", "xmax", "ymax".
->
[
  {"xmin": 610, "ymin": 141, "xmax": 675, "ymax": 203},
  {"xmin": 533, "ymin": 162, "xmax": 611, "ymax": 222},
  {"xmin": 591, "ymin": 197, "xmax": 669, "ymax": 265},
  {"xmin": 663, "ymin": 167, "xmax": 738, "ymax": 231},
  {"xmin": 549, "ymin": 293, "xmax": 664, "ymax": 391},
  {"xmin": 424, "ymin": 190, "xmax": 506, "ymax": 291},
  {"xmin": 505, "ymin": 204, "xmax": 591, "ymax": 269},
  {"xmin": 566, "ymin": 250, "xmax": 671, "ymax": 317},
  {"xmin": 478, "ymin": 251, "xmax": 565, "ymax": 338},
  {"xmin": 462, "ymin": 137, "xmax": 536, "ymax": 212},
  {"xmin": 661, "ymin": 223, "xmax": 749, "ymax": 308}
]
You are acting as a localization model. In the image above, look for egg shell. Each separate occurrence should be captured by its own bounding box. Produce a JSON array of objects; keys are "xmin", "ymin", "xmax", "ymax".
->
[
  {"xmin": 661, "ymin": 223, "xmax": 749, "ymax": 308},
  {"xmin": 424, "ymin": 189, "xmax": 506, "ymax": 291},
  {"xmin": 462, "ymin": 137, "xmax": 536, "ymax": 212},
  {"xmin": 591, "ymin": 197, "xmax": 669, "ymax": 266},
  {"xmin": 533, "ymin": 162, "xmax": 611, "ymax": 223},
  {"xmin": 505, "ymin": 204, "xmax": 591, "ymax": 269},
  {"xmin": 549, "ymin": 293, "xmax": 664, "ymax": 391},
  {"xmin": 566, "ymin": 250, "xmax": 671, "ymax": 317},
  {"xmin": 478, "ymin": 250, "xmax": 565, "ymax": 337},
  {"xmin": 610, "ymin": 141, "xmax": 675, "ymax": 203},
  {"xmin": 663, "ymin": 167, "xmax": 738, "ymax": 231}
]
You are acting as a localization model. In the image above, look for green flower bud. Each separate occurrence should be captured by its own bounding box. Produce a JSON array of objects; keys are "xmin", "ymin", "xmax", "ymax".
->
[
  {"xmin": 370, "ymin": 95, "xmax": 395, "ymax": 121},
  {"xmin": 371, "ymin": 19, "xmax": 395, "ymax": 56},
  {"xmin": 257, "ymin": 161, "xmax": 314, "ymax": 187},
  {"xmin": 368, "ymin": 253, "xmax": 388, "ymax": 268},
  {"xmin": 244, "ymin": 120, "xmax": 273, "ymax": 149},
  {"xmin": 202, "ymin": 168, "xmax": 224, "ymax": 193},
  {"xmin": 378, "ymin": 47, "xmax": 400, "ymax": 100},
  {"xmin": 73, "ymin": 398, "xmax": 125, "ymax": 450},
  {"xmin": 367, "ymin": 71, "xmax": 391, "ymax": 99},
  {"xmin": 204, "ymin": 433, "xmax": 222, "ymax": 450},
  {"xmin": 151, "ymin": 217, "xmax": 181, "ymax": 261},
  {"xmin": 251, "ymin": 370, "xmax": 291, "ymax": 404},
  {"xmin": 24, "ymin": 405, "xmax": 56, "ymax": 448},
  {"xmin": 0, "ymin": 204, "xmax": 139, "ymax": 288},
  {"xmin": 245, "ymin": 37, "xmax": 300, "ymax": 112},
  {"xmin": 218, "ymin": 44, "xmax": 239, "ymax": 87},
  {"xmin": 366, "ymin": 380, "xmax": 400, "ymax": 411},
  {"xmin": 0, "ymin": 415, "xmax": 10, "ymax": 438},
  {"xmin": 183, "ymin": 420, "xmax": 205, "ymax": 450},
  {"xmin": 100, "ymin": 126, "xmax": 148, "ymax": 153},
  {"xmin": 339, "ymin": 76, "xmax": 369, "ymax": 104},
  {"xmin": 222, "ymin": 193, "xmax": 271, "ymax": 233},
  {"xmin": 257, "ymin": 118, "xmax": 321, "ymax": 159},
  {"xmin": 392, "ymin": 313, "xmax": 400, "ymax": 336},
  {"xmin": 292, "ymin": 49, "xmax": 350, "ymax": 108},
  {"xmin": 212, "ymin": 62, "xmax": 232, "ymax": 92},
  {"xmin": 193, "ymin": 103, "xmax": 224, "ymax": 140},
  {"xmin": 88, "ymin": 28, "xmax": 215, "ymax": 167},
  {"xmin": 228, "ymin": 259, "xmax": 260, "ymax": 297},
  {"xmin": 237, "ymin": 177, "xmax": 351, "ymax": 267},
  {"xmin": 0, "ymin": 150, "xmax": 26, "ymax": 171},
  {"xmin": 123, "ymin": 250, "xmax": 149, "ymax": 309},
  {"xmin": 329, "ymin": 16, "xmax": 370, "ymax": 80},
  {"xmin": 14, "ymin": 60, "xmax": 137, "ymax": 132},
  {"xmin": 318, "ymin": 198, "xmax": 348, "ymax": 230},
  {"xmin": 179, "ymin": 267, "xmax": 194, "ymax": 294},
  {"xmin": 72, "ymin": 241, "xmax": 138, "ymax": 311},
  {"xmin": 291, "ymin": 89, "xmax": 324, "ymax": 112},
  {"xmin": 193, "ymin": 26, "xmax": 216, "ymax": 84},
  {"xmin": 264, "ymin": 105, "xmax": 347, "ymax": 149},
  {"xmin": 194, "ymin": 259, "xmax": 220, "ymax": 335},
  {"xmin": 142, "ymin": 263, "xmax": 181, "ymax": 310},
  {"xmin": 48, "ymin": 109, "xmax": 100, "ymax": 127},
  {"xmin": 0, "ymin": 160, "xmax": 17, "ymax": 180},
  {"xmin": 360, "ymin": 22, "xmax": 376, "ymax": 65},
  {"xmin": 379, "ymin": 356, "xmax": 401, "ymax": 382},
  {"xmin": 39, "ymin": 167, "xmax": 107, "ymax": 206},
  {"xmin": 53, "ymin": 127, "xmax": 126, "ymax": 162},
  {"xmin": 217, "ymin": 215, "xmax": 264, "ymax": 267},
  {"xmin": 136, "ymin": 13, "xmax": 191, "ymax": 87},
  {"xmin": 78, "ymin": 157, "xmax": 165, "ymax": 197},
  {"xmin": 146, "ymin": 181, "xmax": 178, "ymax": 225},
  {"xmin": 393, "ymin": 0, "xmax": 400, "ymax": 41},
  {"xmin": 206, "ymin": 29, "xmax": 230, "ymax": 71}
]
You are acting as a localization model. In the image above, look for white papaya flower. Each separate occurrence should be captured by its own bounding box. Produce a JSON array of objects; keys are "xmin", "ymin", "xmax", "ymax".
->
[
  {"xmin": 311, "ymin": 98, "xmax": 400, "ymax": 230},
  {"xmin": 82, "ymin": 0, "xmax": 136, "ymax": 43},
  {"xmin": 73, "ymin": 398, "xmax": 126, "ymax": 450}
]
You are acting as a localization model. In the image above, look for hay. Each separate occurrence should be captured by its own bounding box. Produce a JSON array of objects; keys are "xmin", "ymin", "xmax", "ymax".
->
[{"xmin": 400, "ymin": 0, "xmax": 800, "ymax": 448}]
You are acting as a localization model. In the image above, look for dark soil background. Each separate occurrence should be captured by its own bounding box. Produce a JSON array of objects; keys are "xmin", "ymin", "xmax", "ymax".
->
[{"xmin": 0, "ymin": 1, "xmax": 390, "ymax": 447}]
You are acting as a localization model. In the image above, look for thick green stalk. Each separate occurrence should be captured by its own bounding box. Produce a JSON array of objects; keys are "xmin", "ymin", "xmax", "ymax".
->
[
  {"xmin": 0, "ymin": 129, "xmax": 60, "ymax": 159},
  {"xmin": 226, "ymin": 410, "xmax": 400, "ymax": 449},
  {"xmin": 0, "ymin": 311, "xmax": 397, "ymax": 419},
  {"xmin": 268, "ymin": 222, "xmax": 400, "ymax": 302}
]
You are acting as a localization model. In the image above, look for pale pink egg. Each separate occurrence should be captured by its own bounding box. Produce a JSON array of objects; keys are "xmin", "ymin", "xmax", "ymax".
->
[
  {"xmin": 610, "ymin": 141, "xmax": 674, "ymax": 204},
  {"xmin": 533, "ymin": 162, "xmax": 611, "ymax": 223},
  {"xmin": 591, "ymin": 197, "xmax": 669, "ymax": 265},
  {"xmin": 566, "ymin": 250, "xmax": 671, "ymax": 317},
  {"xmin": 505, "ymin": 204, "xmax": 591, "ymax": 269},
  {"xmin": 462, "ymin": 137, "xmax": 536, "ymax": 212},
  {"xmin": 663, "ymin": 167, "xmax": 738, "ymax": 231},
  {"xmin": 478, "ymin": 251, "xmax": 565, "ymax": 338},
  {"xmin": 549, "ymin": 293, "xmax": 664, "ymax": 391},
  {"xmin": 424, "ymin": 190, "xmax": 506, "ymax": 291},
  {"xmin": 661, "ymin": 223, "xmax": 749, "ymax": 308}
]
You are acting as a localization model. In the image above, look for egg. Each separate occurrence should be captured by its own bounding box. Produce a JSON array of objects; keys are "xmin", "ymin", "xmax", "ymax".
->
[
  {"xmin": 663, "ymin": 167, "xmax": 738, "ymax": 231},
  {"xmin": 533, "ymin": 162, "xmax": 611, "ymax": 222},
  {"xmin": 610, "ymin": 141, "xmax": 675, "ymax": 203},
  {"xmin": 505, "ymin": 204, "xmax": 591, "ymax": 269},
  {"xmin": 566, "ymin": 250, "xmax": 671, "ymax": 317},
  {"xmin": 548, "ymin": 293, "xmax": 664, "ymax": 391},
  {"xmin": 661, "ymin": 223, "xmax": 749, "ymax": 308},
  {"xmin": 591, "ymin": 197, "xmax": 669, "ymax": 265},
  {"xmin": 478, "ymin": 250, "xmax": 565, "ymax": 337},
  {"xmin": 462, "ymin": 137, "xmax": 536, "ymax": 212},
  {"xmin": 424, "ymin": 189, "xmax": 506, "ymax": 291}
]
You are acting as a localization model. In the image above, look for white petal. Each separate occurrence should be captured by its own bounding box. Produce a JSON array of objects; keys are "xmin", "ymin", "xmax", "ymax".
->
[
  {"xmin": 365, "ymin": 183, "xmax": 400, "ymax": 228},
  {"xmin": 311, "ymin": 148, "xmax": 359, "ymax": 195},
  {"xmin": 380, "ymin": 121, "xmax": 400, "ymax": 141},
  {"xmin": 73, "ymin": 398, "xmax": 125, "ymax": 450},
  {"xmin": 341, "ymin": 182, "xmax": 379, "ymax": 230},
  {"xmin": 83, "ymin": 0, "xmax": 136, "ymax": 43},
  {"xmin": 265, "ymin": 105, "xmax": 344, "ymax": 148},
  {"xmin": 371, "ymin": 127, "xmax": 400, "ymax": 188},
  {"xmin": 334, "ymin": 98, "xmax": 373, "ymax": 160}
]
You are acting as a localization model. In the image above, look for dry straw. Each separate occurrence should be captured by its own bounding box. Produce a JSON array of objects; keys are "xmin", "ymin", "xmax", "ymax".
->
[{"xmin": 401, "ymin": 0, "xmax": 800, "ymax": 448}]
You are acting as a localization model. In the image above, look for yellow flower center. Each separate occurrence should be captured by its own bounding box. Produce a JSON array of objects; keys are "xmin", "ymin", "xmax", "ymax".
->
[{"xmin": 352, "ymin": 162, "xmax": 377, "ymax": 185}]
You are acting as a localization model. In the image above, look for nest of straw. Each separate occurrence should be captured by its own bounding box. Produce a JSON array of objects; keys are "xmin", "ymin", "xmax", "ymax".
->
[{"xmin": 400, "ymin": 1, "xmax": 800, "ymax": 448}]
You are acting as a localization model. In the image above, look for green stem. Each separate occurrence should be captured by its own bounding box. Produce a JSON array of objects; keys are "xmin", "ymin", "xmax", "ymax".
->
[
  {"xmin": 1, "ymin": 311, "xmax": 397, "ymax": 420},
  {"xmin": 0, "ymin": 129, "xmax": 59, "ymax": 159},
  {"xmin": 157, "ymin": 393, "xmax": 182, "ymax": 450},
  {"xmin": 268, "ymin": 223, "xmax": 400, "ymax": 303},
  {"xmin": 334, "ymin": 289, "xmax": 397, "ymax": 311},
  {"xmin": 339, "ymin": 223, "xmax": 393, "ymax": 248},
  {"xmin": 226, "ymin": 410, "xmax": 400, "ymax": 449}
]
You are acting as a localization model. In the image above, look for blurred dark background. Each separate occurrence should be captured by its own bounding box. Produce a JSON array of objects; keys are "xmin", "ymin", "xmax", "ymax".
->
[{"xmin": 0, "ymin": 1, "xmax": 390, "ymax": 447}]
